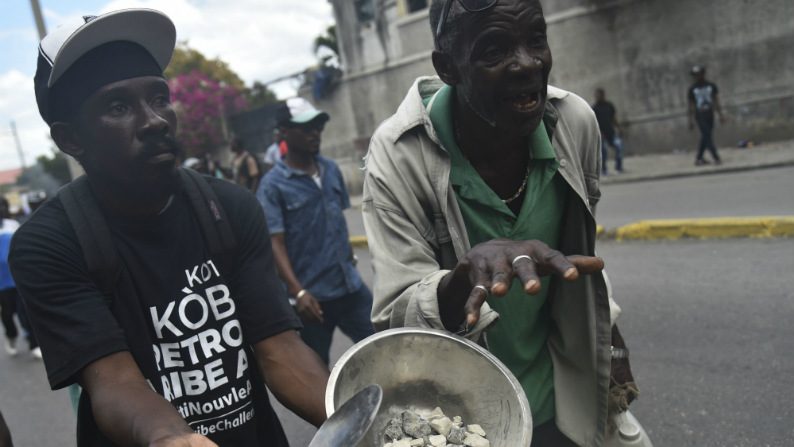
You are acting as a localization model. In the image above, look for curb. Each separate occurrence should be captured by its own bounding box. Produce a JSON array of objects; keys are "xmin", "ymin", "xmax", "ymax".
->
[
  {"xmin": 612, "ymin": 216, "xmax": 794, "ymax": 241},
  {"xmin": 600, "ymin": 160, "xmax": 794, "ymax": 185},
  {"xmin": 350, "ymin": 235, "xmax": 368, "ymax": 248},
  {"xmin": 349, "ymin": 217, "xmax": 794, "ymax": 247}
]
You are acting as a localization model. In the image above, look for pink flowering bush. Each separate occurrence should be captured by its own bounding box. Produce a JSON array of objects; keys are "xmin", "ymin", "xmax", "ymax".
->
[{"xmin": 169, "ymin": 70, "xmax": 248, "ymax": 157}]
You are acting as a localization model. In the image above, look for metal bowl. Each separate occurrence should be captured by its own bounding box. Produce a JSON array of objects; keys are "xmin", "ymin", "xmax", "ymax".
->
[{"xmin": 326, "ymin": 328, "xmax": 532, "ymax": 446}]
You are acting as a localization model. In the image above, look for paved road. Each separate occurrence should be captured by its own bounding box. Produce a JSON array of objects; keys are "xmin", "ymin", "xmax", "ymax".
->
[
  {"xmin": 3, "ymin": 169, "xmax": 793, "ymax": 446},
  {"xmin": 4, "ymin": 237, "xmax": 792, "ymax": 446},
  {"xmin": 601, "ymin": 238, "xmax": 794, "ymax": 447},
  {"xmin": 596, "ymin": 165, "xmax": 794, "ymax": 229},
  {"xmin": 344, "ymin": 166, "xmax": 794, "ymax": 236}
]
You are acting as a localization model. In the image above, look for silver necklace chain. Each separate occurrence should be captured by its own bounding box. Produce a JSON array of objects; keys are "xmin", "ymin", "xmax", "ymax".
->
[
  {"xmin": 501, "ymin": 168, "xmax": 530, "ymax": 204},
  {"xmin": 453, "ymin": 120, "xmax": 531, "ymax": 205}
]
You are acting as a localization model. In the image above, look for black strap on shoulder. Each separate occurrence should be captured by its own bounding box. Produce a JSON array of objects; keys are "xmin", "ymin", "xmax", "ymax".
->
[
  {"xmin": 178, "ymin": 167, "xmax": 237, "ymax": 257},
  {"xmin": 58, "ymin": 170, "xmax": 237, "ymax": 296},
  {"xmin": 57, "ymin": 176, "xmax": 121, "ymax": 295}
]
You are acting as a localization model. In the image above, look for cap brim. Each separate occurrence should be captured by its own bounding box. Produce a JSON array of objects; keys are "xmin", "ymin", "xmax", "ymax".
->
[
  {"xmin": 290, "ymin": 110, "xmax": 330, "ymax": 124},
  {"xmin": 48, "ymin": 9, "xmax": 176, "ymax": 87}
]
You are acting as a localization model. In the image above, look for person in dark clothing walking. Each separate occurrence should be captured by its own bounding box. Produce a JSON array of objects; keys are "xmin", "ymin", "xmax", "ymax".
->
[
  {"xmin": 0, "ymin": 198, "xmax": 24, "ymax": 358},
  {"xmin": 688, "ymin": 65, "xmax": 725, "ymax": 166},
  {"xmin": 230, "ymin": 137, "xmax": 262, "ymax": 193},
  {"xmin": 592, "ymin": 88, "xmax": 624, "ymax": 174}
]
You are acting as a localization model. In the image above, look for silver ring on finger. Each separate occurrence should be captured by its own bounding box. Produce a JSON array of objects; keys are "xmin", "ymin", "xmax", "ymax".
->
[
  {"xmin": 512, "ymin": 255, "xmax": 536, "ymax": 269},
  {"xmin": 473, "ymin": 284, "xmax": 489, "ymax": 296}
]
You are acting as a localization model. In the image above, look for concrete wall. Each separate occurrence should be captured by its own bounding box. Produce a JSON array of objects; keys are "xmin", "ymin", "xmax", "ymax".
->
[
  {"xmin": 306, "ymin": 5, "xmax": 434, "ymax": 192},
  {"xmin": 317, "ymin": 0, "xmax": 794, "ymax": 192},
  {"xmin": 304, "ymin": 51, "xmax": 434, "ymax": 192},
  {"xmin": 546, "ymin": 0, "xmax": 794, "ymax": 153}
]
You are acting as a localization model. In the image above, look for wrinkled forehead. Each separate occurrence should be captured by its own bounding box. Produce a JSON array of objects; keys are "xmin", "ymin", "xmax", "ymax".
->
[
  {"xmin": 450, "ymin": 0, "xmax": 545, "ymax": 49},
  {"xmin": 463, "ymin": 0, "xmax": 544, "ymax": 28}
]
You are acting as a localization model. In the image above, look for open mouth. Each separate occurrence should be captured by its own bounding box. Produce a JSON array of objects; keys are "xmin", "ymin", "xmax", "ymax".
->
[{"xmin": 503, "ymin": 90, "xmax": 542, "ymax": 114}]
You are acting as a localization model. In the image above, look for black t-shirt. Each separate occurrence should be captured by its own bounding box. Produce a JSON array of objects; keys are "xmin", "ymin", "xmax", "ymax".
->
[
  {"xmin": 592, "ymin": 100, "xmax": 617, "ymax": 140},
  {"xmin": 10, "ymin": 177, "xmax": 300, "ymax": 446},
  {"xmin": 689, "ymin": 81, "xmax": 719, "ymax": 115}
]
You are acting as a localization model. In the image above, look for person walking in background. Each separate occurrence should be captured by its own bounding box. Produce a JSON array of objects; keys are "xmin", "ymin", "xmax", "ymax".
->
[
  {"xmin": 263, "ymin": 128, "xmax": 284, "ymax": 173},
  {"xmin": 592, "ymin": 88, "xmax": 624, "ymax": 174},
  {"xmin": 230, "ymin": 137, "xmax": 261, "ymax": 192},
  {"xmin": 258, "ymin": 98, "xmax": 374, "ymax": 365},
  {"xmin": 0, "ymin": 195, "xmax": 47, "ymax": 359},
  {"xmin": 688, "ymin": 65, "xmax": 725, "ymax": 166},
  {"xmin": 0, "ymin": 198, "xmax": 23, "ymax": 358}
]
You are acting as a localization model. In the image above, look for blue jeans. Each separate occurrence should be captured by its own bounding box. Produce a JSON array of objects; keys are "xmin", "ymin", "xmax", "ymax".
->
[
  {"xmin": 601, "ymin": 134, "xmax": 624, "ymax": 173},
  {"xmin": 299, "ymin": 285, "xmax": 375, "ymax": 365}
]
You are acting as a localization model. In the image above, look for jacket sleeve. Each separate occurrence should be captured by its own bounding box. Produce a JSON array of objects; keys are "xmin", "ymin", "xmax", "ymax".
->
[
  {"xmin": 575, "ymin": 95, "xmax": 603, "ymax": 213},
  {"xmin": 567, "ymin": 93, "xmax": 623, "ymax": 324},
  {"xmin": 361, "ymin": 130, "xmax": 496, "ymax": 339}
]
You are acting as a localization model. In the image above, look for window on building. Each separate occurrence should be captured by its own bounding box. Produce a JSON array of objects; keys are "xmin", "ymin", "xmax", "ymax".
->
[
  {"xmin": 355, "ymin": 0, "xmax": 375, "ymax": 22},
  {"xmin": 407, "ymin": 0, "xmax": 428, "ymax": 12}
]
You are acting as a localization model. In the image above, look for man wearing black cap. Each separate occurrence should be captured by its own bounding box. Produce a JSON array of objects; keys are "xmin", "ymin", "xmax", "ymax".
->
[
  {"xmin": 258, "ymin": 98, "xmax": 374, "ymax": 365},
  {"xmin": 10, "ymin": 9, "xmax": 328, "ymax": 447}
]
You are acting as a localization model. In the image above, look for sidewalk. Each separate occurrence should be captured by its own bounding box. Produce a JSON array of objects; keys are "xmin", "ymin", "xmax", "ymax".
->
[
  {"xmin": 601, "ymin": 139, "xmax": 794, "ymax": 185},
  {"xmin": 348, "ymin": 139, "xmax": 794, "ymax": 245}
]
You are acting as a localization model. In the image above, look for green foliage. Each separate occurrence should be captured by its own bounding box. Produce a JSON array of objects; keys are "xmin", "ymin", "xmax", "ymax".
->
[
  {"xmin": 15, "ymin": 149, "xmax": 70, "ymax": 196},
  {"xmin": 35, "ymin": 150, "xmax": 71, "ymax": 185},
  {"xmin": 166, "ymin": 42, "xmax": 278, "ymax": 111},
  {"xmin": 313, "ymin": 25, "xmax": 339, "ymax": 66},
  {"xmin": 165, "ymin": 42, "xmax": 246, "ymax": 90},
  {"xmin": 246, "ymin": 81, "xmax": 278, "ymax": 109},
  {"xmin": 313, "ymin": 25, "xmax": 339, "ymax": 57}
]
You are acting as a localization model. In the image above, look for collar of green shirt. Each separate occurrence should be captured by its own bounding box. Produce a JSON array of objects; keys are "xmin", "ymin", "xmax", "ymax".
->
[{"xmin": 424, "ymin": 84, "xmax": 559, "ymax": 217}]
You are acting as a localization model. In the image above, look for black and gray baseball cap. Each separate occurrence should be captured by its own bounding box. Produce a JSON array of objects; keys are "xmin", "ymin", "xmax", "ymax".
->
[
  {"xmin": 276, "ymin": 97, "xmax": 330, "ymax": 127},
  {"xmin": 34, "ymin": 9, "xmax": 176, "ymax": 124}
]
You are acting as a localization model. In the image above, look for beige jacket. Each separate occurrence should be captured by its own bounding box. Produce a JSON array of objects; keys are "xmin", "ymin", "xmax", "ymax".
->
[{"xmin": 362, "ymin": 77, "xmax": 612, "ymax": 446}]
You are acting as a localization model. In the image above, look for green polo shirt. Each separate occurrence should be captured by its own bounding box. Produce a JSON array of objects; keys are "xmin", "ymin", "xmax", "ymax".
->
[{"xmin": 425, "ymin": 85, "xmax": 568, "ymax": 426}]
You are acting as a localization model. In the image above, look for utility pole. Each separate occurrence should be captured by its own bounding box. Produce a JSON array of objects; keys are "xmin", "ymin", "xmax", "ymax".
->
[
  {"xmin": 10, "ymin": 121, "xmax": 26, "ymax": 169},
  {"xmin": 29, "ymin": 0, "xmax": 84, "ymax": 179},
  {"xmin": 30, "ymin": 0, "xmax": 47, "ymax": 39}
]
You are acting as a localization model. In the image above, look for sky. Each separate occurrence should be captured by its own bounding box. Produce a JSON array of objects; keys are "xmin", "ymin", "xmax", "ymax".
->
[{"xmin": 0, "ymin": 0, "xmax": 334, "ymax": 171}]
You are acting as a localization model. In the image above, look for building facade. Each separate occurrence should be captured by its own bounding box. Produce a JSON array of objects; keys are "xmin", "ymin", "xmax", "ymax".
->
[{"xmin": 311, "ymin": 0, "xmax": 794, "ymax": 191}]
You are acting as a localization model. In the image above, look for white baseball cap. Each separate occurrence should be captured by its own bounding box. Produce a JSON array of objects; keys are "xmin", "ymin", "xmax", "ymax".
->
[{"xmin": 281, "ymin": 97, "xmax": 330, "ymax": 125}]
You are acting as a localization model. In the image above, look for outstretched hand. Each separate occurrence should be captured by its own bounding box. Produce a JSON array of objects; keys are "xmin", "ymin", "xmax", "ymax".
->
[{"xmin": 438, "ymin": 239, "xmax": 604, "ymax": 330}]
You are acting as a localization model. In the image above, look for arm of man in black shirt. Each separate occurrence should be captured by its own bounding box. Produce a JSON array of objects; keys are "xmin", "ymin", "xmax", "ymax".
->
[
  {"xmin": 80, "ymin": 352, "xmax": 217, "ymax": 447},
  {"xmin": 253, "ymin": 330, "xmax": 329, "ymax": 427},
  {"xmin": 221, "ymin": 181, "xmax": 329, "ymax": 427}
]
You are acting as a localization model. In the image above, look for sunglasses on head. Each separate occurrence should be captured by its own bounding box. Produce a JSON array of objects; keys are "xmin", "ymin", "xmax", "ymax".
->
[{"xmin": 436, "ymin": 0, "xmax": 499, "ymax": 42}]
